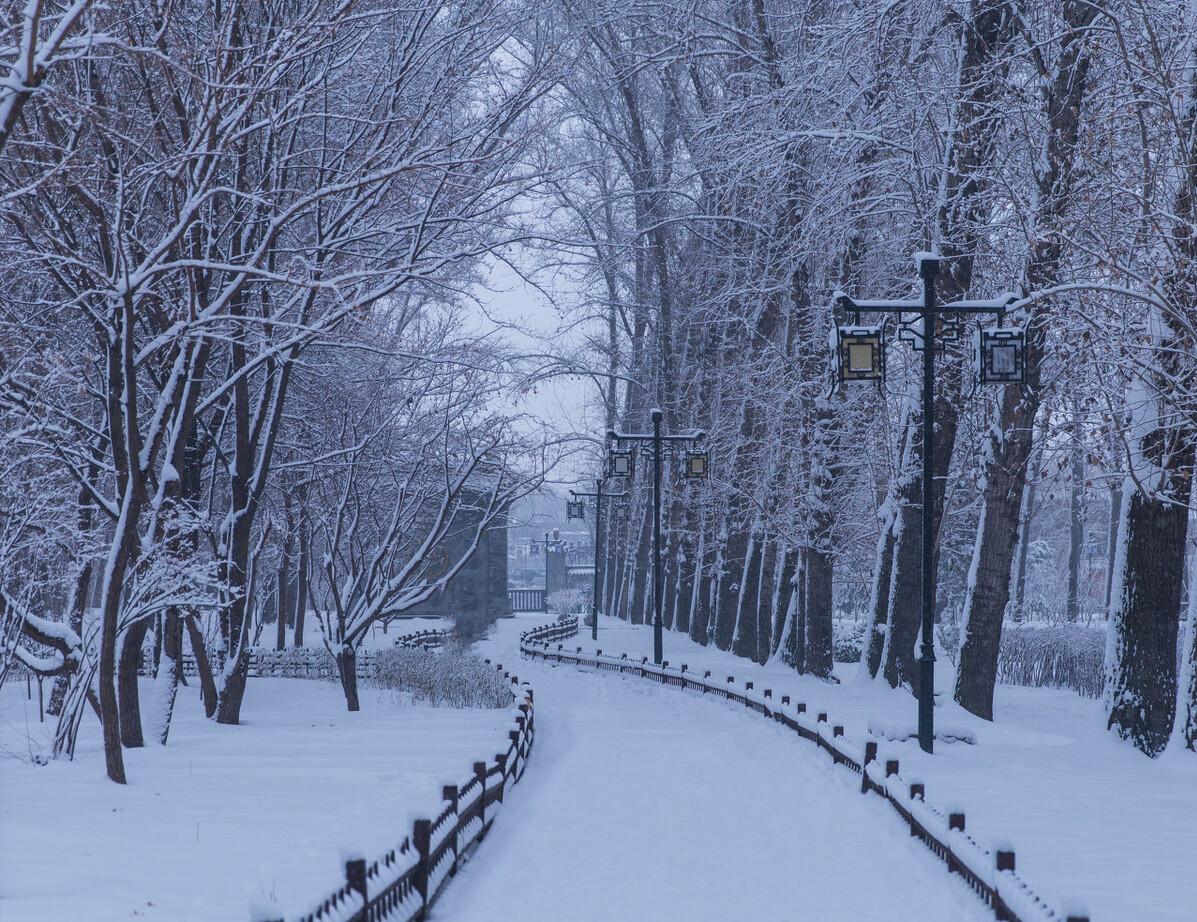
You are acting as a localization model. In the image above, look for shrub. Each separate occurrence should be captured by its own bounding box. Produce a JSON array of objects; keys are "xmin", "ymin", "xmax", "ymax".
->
[
  {"xmin": 832, "ymin": 619, "xmax": 866, "ymax": 663},
  {"xmin": 547, "ymin": 588, "xmax": 587, "ymax": 614},
  {"xmin": 997, "ymin": 623, "xmax": 1105, "ymax": 698},
  {"xmin": 372, "ymin": 647, "xmax": 511, "ymax": 708}
]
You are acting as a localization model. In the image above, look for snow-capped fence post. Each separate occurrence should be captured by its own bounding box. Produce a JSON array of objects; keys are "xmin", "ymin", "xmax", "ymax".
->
[
  {"xmin": 885, "ymin": 759, "xmax": 899, "ymax": 778},
  {"xmin": 494, "ymin": 753, "xmax": 508, "ymax": 801},
  {"xmin": 345, "ymin": 857, "xmax": 367, "ymax": 908},
  {"xmin": 995, "ymin": 848, "xmax": 1014, "ymax": 872},
  {"xmin": 862, "ymin": 741, "xmax": 877, "ymax": 793},
  {"xmin": 443, "ymin": 785, "xmax": 460, "ymax": 877},
  {"xmin": 413, "ymin": 818, "xmax": 431, "ymax": 917},
  {"xmin": 781, "ymin": 694, "xmax": 790, "ymax": 705},
  {"xmin": 949, "ymin": 812, "xmax": 965, "ymax": 832},
  {"xmin": 474, "ymin": 762, "xmax": 488, "ymax": 831}
]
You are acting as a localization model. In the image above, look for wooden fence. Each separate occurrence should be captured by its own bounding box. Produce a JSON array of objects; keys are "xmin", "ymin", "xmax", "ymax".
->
[
  {"xmin": 521, "ymin": 618, "xmax": 1091, "ymax": 922},
  {"xmin": 137, "ymin": 627, "xmax": 453, "ymax": 682},
  {"xmin": 262, "ymin": 660, "xmax": 536, "ymax": 922}
]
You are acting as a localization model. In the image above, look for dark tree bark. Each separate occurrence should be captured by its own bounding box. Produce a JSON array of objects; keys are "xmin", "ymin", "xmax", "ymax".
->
[
  {"xmin": 336, "ymin": 647, "xmax": 360, "ymax": 712},
  {"xmin": 117, "ymin": 619, "xmax": 150, "ymax": 747},
  {"xmin": 877, "ymin": 0, "xmax": 1015, "ymax": 692},
  {"xmin": 1107, "ymin": 39, "xmax": 1197, "ymax": 756},
  {"xmin": 1066, "ymin": 406, "xmax": 1086, "ymax": 623},
  {"xmin": 294, "ymin": 489, "xmax": 309, "ymax": 647},
  {"xmin": 955, "ymin": 0, "xmax": 1097, "ymax": 717}
]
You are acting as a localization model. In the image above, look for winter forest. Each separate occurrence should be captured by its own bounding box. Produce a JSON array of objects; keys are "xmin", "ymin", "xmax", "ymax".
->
[{"xmin": 1, "ymin": 0, "xmax": 1195, "ymax": 921}]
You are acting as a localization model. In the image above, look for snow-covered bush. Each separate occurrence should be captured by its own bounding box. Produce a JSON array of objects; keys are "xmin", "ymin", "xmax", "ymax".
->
[
  {"xmin": 547, "ymin": 588, "xmax": 587, "ymax": 614},
  {"xmin": 372, "ymin": 647, "xmax": 511, "ymax": 708},
  {"xmin": 996, "ymin": 623, "xmax": 1105, "ymax": 698},
  {"xmin": 832, "ymin": 619, "xmax": 866, "ymax": 663},
  {"xmin": 936, "ymin": 619, "xmax": 961, "ymax": 667}
]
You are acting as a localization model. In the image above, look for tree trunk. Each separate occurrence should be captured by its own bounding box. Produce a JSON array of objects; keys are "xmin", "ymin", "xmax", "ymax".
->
[
  {"xmin": 276, "ymin": 519, "xmax": 293, "ymax": 651},
  {"xmin": 117, "ymin": 619, "xmax": 151, "ymax": 747},
  {"xmin": 184, "ymin": 613, "xmax": 218, "ymax": 719},
  {"xmin": 336, "ymin": 647, "xmax": 360, "ymax": 712},
  {"xmin": 1107, "ymin": 483, "xmax": 1191, "ymax": 755},
  {"xmin": 1066, "ymin": 409, "xmax": 1085, "ymax": 622},
  {"xmin": 146, "ymin": 609, "xmax": 182, "ymax": 746},
  {"xmin": 803, "ymin": 545, "xmax": 834, "ymax": 679},
  {"xmin": 1175, "ymin": 552, "xmax": 1197, "ymax": 751},
  {"xmin": 294, "ymin": 512, "xmax": 309, "ymax": 648},
  {"xmin": 954, "ymin": 0, "xmax": 1096, "ymax": 716}
]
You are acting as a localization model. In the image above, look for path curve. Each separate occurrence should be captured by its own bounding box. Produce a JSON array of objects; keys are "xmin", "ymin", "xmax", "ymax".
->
[{"xmin": 433, "ymin": 617, "xmax": 985, "ymax": 922}]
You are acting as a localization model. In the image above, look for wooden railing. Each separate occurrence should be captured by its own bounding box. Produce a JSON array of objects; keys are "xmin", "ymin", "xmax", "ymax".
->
[
  {"xmin": 508, "ymin": 587, "xmax": 547, "ymax": 612},
  {"xmin": 393, "ymin": 627, "xmax": 454, "ymax": 650},
  {"xmin": 520, "ymin": 623, "xmax": 1091, "ymax": 922},
  {"xmin": 260, "ymin": 662, "xmax": 535, "ymax": 922}
]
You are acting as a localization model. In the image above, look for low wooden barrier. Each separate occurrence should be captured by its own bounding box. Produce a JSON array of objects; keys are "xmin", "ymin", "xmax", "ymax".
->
[
  {"xmin": 520, "ymin": 617, "xmax": 1090, "ymax": 922},
  {"xmin": 260, "ymin": 661, "xmax": 535, "ymax": 922}
]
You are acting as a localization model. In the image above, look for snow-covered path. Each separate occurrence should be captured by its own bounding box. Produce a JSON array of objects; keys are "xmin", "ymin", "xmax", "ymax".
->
[{"xmin": 434, "ymin": 616, "xmax": 985, "ymax": 921}]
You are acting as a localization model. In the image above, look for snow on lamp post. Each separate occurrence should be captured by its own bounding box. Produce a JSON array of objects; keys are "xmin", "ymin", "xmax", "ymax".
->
[{"xmin": 834, "ymin": 253, "xmax": 1020, "ymax": 754}]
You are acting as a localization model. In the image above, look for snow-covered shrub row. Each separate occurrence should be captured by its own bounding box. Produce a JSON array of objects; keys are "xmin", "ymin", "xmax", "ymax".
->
[
  {"xmin": 996, "ymin": 623, "xmax": 1105, "ymax": 699},
  {"xmin": 547, "ymin": 588, "xmax": 586, "ymax": 614},
  {"xmin": 832, "ymin": 619, "xmax": 867, "ymax": 663},
  {"xmin": 372, "ymin": 647, "xmax": 511, "ymax": 708}
]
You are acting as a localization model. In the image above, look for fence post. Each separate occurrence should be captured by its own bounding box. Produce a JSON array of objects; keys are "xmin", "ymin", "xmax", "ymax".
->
[
  {"xmin": 949, "ymin": 812, "xmax": 965, "ymax": 832},
  {"xmin": 438, "ymin": 784, "xmax": 459, "ymax": 877},
  {"xmin": 414, "ymin": 818, "xmax": 431, "ymax": 918},
  {"xmin": 781, "ymin": 694, "xmax": 790, "ymax": 705},
  {"xmin": 509, "ymin": 730, "xmax": 521, "ymax": 778},
  {"xmin": 495, "ymin": 753, "xmax": 508, "ymax": 801},
  {"xmin": 796, "ymin": 702, "xmax": 806, "ymax": 714},
  {"xmin": 833, "ymin": 725, "xmax": 843, "ymax": 737},
  {"xmin": 345, "ymin": 857, "xmax": 367, "ymax": 912},
  {"xmin": 862, "ymin": 741, "xmax": 877, "ymax": 793},
  {"xmin": 474, "ymin": 762, "xmax": 487, "ymax": 831},
  {"xmin": 817, "ymin": 711, "xmax": 828, "ymax": 724},
  {"xmin": 996, "ymin": 848, "xmax": 1015, "ymax": 873},
  {"xmin": 885, "ymin": 759, "xmax": 899, "ymax": 778}
]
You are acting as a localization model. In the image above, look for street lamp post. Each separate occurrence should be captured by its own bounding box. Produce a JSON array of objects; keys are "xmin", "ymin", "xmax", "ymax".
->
[
  {"xmin": 607, "ymin": 408, "xmax": 707, "ymax": 665},
  {"xmin": 836, "ymin": 254, "xmax": 1022, "ymax": 754},
  {"xmin": 568, "ymin": 478, "xmax": 628, "ymax": 641}
]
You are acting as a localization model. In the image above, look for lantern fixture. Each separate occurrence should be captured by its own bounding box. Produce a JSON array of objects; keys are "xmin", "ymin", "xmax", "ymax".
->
[
  {"xmin": 566, "ymin": 499, "xmax": 585, "ymax": 521},
  {"xmin": 977, "ymin": 326, "xmax": 1026, "ymax": 385},
  {"xmin": 836, "ymin": 324, "xmax": 885, "ymax": 383},
  {"xmin": 608, "ymin": 447, "xmax": 634, "ymax": 478},
  {"xmin": 683, "ymin": 449, "xmax": 709, "ymax": 480}
]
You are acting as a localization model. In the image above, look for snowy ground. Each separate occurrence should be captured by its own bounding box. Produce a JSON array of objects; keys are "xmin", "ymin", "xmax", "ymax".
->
[
  {"xmin": 434, "ymin": 615, "xmax": 990, "ymax": 922},
  {"xmin": 528, "ymin": 614, "xmax": 1197, "ymax": 922},
  {"xmin": 0, "ymin": 677, "xmax": 509, "ymax": 922}
]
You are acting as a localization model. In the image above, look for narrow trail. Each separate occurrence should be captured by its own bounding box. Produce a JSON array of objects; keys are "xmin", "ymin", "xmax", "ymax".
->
[{"xmin": 433, "ymin": 616, "xmax": 985, "ymax": 922}]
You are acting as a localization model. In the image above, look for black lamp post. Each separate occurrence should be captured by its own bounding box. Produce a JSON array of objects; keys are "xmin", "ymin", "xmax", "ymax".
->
[
  {"xmin": 568, "ymin": 478, "xmax": 628, "ymax": 641},
  {"xmin": 607, "ymin": 408, "xmax": 707, "ymax": 665},
  {"xmin": 836, "ymin": 254, "xmax": 1022, "ymax": 754}
]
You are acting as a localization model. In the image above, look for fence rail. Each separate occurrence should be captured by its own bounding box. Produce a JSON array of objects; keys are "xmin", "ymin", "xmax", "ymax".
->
[
  {"xmin": 263, "ymin": 658, "xmax": 537, "ymax": 922},
  {"xmin": 393, "ymin": 627, "xmax": 455, "ymax": 651},
  {"xmin": 508, "ymin": 588, "xmax": 547, "ymax": 612},
  {"xmin": 521, "ymin": 619, "xmax": 1090, "ymax": 922}
]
